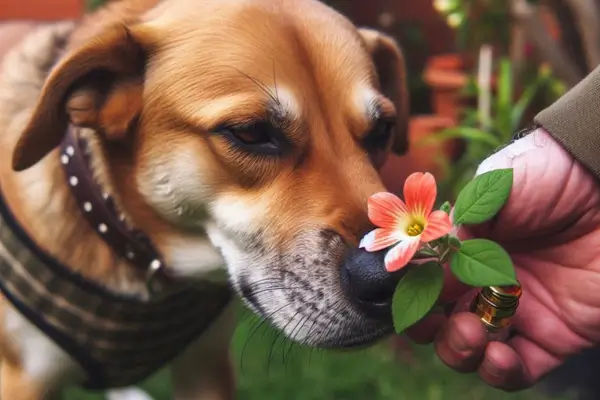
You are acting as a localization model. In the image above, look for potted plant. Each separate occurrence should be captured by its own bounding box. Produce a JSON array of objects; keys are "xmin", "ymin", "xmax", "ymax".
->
[
  {"xmin": 422, "ymin": 57, "xmax": 469, "ymax": 123},
  {"xmin": 423, "ymin": 56, "xmax": 564, "ymax": 201},
  {"xmin": 424, "ymin": 0, "xmax": 518, "ymax": 123}
]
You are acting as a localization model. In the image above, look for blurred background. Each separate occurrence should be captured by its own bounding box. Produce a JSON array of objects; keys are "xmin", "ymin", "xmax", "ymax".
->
[{"xmin": 1, "ymin": 0, "xmax": 599, "ymax": 399}]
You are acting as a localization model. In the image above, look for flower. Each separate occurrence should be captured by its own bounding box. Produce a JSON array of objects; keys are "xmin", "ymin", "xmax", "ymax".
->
[{"xmin": 359, "ymin": 172, "xmax": 453, "ymax": 272}]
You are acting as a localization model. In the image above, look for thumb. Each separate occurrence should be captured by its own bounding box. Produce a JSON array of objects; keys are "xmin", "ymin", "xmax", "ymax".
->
[{"xmin": 436, "ymin": 130, "xmax": 533, "ymax": 301}]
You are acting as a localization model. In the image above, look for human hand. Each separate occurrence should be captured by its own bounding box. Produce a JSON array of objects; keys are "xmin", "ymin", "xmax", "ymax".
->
[{"xmin": 402, "ymin": 128, "xmax": 600, "ymax": 391}]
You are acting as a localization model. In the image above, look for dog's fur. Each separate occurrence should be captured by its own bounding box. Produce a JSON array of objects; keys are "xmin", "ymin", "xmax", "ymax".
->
[{"xmin": 0, "ymin": 0, "xmax": 409, "ymax": 398}]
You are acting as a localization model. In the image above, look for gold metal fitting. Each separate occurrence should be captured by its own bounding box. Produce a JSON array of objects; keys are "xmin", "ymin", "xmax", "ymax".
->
[{"xmin": 471, "ymin": 283, "xmax": 522, "ymax": 333}]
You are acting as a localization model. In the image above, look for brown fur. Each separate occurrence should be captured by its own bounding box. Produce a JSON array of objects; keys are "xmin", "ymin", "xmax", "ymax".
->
[{"xmin": 0, "ymin": 0, "xmax": 410, "ymax": 398}]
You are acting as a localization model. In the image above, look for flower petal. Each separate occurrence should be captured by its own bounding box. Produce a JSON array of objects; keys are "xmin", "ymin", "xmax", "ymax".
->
[
  {"xmin": 403, "ymin": 172, "xmax": 437, "ymax": 217},
  {"xmin": 420, "ymin": 210, "xmax": 453, "ymax": 243},
  {"xmin": 368, "ymin": 192, "xmax": 409, "ymax": 229},
  {"xmin": 384, "ymin": 238, "xmax": 420, "ymax": 272},
  {"xmin": 359, "ymin": 228, "xmax": 402, "ymax": 252}
]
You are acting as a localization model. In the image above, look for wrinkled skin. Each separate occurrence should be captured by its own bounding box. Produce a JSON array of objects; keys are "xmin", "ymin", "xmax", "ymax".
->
[{"xmin": 389, "ymin": 128, "xmax": 600, "ymax": 391}]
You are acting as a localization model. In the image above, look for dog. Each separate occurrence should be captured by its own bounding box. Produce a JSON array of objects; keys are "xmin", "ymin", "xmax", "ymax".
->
[{"xmin": 0, "ymin": 0, "xmax": 410, "ymax": 398}]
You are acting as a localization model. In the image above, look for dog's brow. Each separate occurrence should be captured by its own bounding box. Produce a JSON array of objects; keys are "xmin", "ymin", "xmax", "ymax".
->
[
  {"xmin": 352, "ymin": 86, "xmax": 396, "ymax": 134},
  {"xmin": 182, "ymin": 92, "xmax": 301, "ymax": 137},
  {"xmin": 185, "ymin": 95, "xmax": 269, "ymax": 128},
  {"xmin": 268, "ymin": 86, "xmax": 300, "ymax": 118},
  {"xmin": 355, "ymin": 87, "xmax": 382, "ymax": 119}
]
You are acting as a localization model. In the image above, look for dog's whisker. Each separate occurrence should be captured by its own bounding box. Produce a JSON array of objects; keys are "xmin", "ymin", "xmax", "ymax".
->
[
  {"xmin": 239, "ymin": 299, "xmax": 297, "ymax": 373},
  {"xmin": 267, "ymin": 312, "xmax": 298, "ymax": 372},
  {"xmin": 304, "ymin": 298, "xmax": 348, "ymax": 365},
  {"xmin": 282, "ymin": 293, "xmax": 335, "ymax": 369},
  {"xmin": 301, "ymin": 298, "xmax": 332, "ymax": 353},
  {"xmin": 311, "ymin": 298, "xmax": 346, "ymax": 349},
  {"xmin": 282, "ymin": 307, "xmax": 319, "ymax": 368},
  {"xmin": 245, "ymin": 285, "xmax": 310, "ymax": 297},
  {"xmin": 271, "ymin": 59, "xmax": 280, "ymax": 104},
  {"xmin": 266, "ymin": 293, "xmax": 321, "ymax": 371}
]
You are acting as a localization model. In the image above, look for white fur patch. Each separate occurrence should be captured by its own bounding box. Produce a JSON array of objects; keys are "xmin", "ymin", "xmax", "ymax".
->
[
  {"xmin": 271, "ymin": 86, "xmax": 301, "ymax": 118},
  {"xmin": 204, "ymin": 222, "xmax": 247, "ymax": 278},
  {"xmin": 136, "ymin": 144, "xmax": 232, "ymax": 278},
  {"xmin": 137, "ymin": 147, "xmax": 213, "ymax": 229},
  {"xmin": 162, "ymin": 233, "xmax": 226, "ymax": 280},
  {"xmin": 352, "ymin": 86, "xmax": 379, "ymax": 118},
  {"xmin": 209, "ymin": 194, "xmax": 267, "ymax": 234}
]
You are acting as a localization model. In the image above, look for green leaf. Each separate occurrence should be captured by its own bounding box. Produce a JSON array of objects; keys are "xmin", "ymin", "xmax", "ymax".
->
[
  {"xmin": 439, "ymin": 201, "xmax": 452, "ymax": 215},
  {"xmin": 453, "ymin": 169, "xmax": 513, "ymax": 225},
  {"xmin": 415, "ymin": 247, "xmax": 439, "ymax": 258},
  {"xmin": 450, "ymin": 239, "xmax": 517, "ymax": 286},
  {"xmin": 448, "ymin": 235, "xmax": 462, "ymax": 249},
  {"xmin": 392, "ymin": 263, "xmax": 444, "ymax": 334}
]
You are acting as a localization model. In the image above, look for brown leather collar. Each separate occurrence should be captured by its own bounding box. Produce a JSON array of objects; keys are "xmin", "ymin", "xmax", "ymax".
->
[{"xmin": 60, "ymin": 126, "xmax": 168, "ymax": 287}]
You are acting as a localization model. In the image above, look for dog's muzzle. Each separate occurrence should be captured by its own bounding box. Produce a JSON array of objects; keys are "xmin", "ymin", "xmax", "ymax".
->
[{"xmin": 340, "ymin": 248, "xmax": 407, "ymax": 321}]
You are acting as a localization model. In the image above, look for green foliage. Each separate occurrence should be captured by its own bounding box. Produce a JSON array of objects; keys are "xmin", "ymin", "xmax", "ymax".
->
[
  {"xmin": 434, "ymin": 0, "xmax": 512, "ymax": 53},
  {"xmin": 450, "ymin": 239, "xmax": 518, "ymax": 286},
  {"xmin": 86, "ymin": 0, "xmax": 106, "ymax": 10},
  {"xmin": 453, "ymin": 169, "xmax": 513, "ymax": 225},
  {"xmin": 434, "ymin": 0, "xmax": 542, "ymax": 53},
  {"xmin": 65, "ymin": 303, "xmax": 558, "ymax": 400},
  {"xmin": 423, "ymin": 59, "xmax": 564, "ymax": 200},
  {"xmin": 391, "ymin": 169, "xmax": 516, "ymax": 332},
  {"xmin": 392, "ymin": 263, "xmax": 444, "ymax": 334}
]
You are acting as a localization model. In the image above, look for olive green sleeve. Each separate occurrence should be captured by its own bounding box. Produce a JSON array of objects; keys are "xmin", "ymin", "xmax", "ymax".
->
[{"xmin": 535, "ymin": 65, "xmax": 600, "ymax": 180}]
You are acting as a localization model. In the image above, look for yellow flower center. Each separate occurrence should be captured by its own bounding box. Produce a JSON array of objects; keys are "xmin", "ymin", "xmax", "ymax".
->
[{"xmin": 406, "ymin": 222, "xmax": 424, "ymax": 237}]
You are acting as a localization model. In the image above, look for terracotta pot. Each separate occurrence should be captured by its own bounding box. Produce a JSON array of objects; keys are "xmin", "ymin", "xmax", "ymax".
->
[
  {"xmin": 380, "ymin": 115, "xmax": 458, "ymax": 195},
  {"xmin": 427, "ymin": 53, "xmax": 465, "ymax": 71},
  {"xmin": 0, "ymin": 0, "xmax": 83, "ymax": 19},
  {"xmin": 423, "ymin": 54, "xmax": 469, "ymax": 123}
]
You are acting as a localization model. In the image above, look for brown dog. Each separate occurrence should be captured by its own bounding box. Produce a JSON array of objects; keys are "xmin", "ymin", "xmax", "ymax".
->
[{"xmin": 0, "ymin": 0, "xmax": 410, "ymax": 398}]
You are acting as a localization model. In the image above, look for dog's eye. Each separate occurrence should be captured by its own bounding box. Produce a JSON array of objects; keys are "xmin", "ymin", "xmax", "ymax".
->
[
  {"xmin": 364, "ymin": 119, "xmax": 394, "ymax": 151},
  {"xmin": 219, "ymin": 122, "xmax": 281, "ymax": 155},
  {"xmin": 363, "ymin": 119, "xmax": 394, "ymax": 168}
]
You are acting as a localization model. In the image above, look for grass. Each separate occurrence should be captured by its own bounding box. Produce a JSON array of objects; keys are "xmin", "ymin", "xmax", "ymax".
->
[{"xmin": 64, "ymin": 305, "xmax": 567, "ymax": 400}]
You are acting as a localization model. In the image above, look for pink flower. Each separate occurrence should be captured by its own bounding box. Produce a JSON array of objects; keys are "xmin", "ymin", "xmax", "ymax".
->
[{"xmin": 359, "ymin": 172, "xmax": 453, "ymax": 272}]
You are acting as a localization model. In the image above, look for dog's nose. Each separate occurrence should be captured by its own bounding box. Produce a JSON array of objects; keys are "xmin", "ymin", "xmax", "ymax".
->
[{"xmin": 340, "ymin": 247, "xmax": 408, "ymax": 320}]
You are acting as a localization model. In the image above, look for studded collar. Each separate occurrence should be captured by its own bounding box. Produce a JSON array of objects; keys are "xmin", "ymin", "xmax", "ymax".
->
[{"xmin": 60, "ymin": 126, "xmax": 168, "ymax": 288}]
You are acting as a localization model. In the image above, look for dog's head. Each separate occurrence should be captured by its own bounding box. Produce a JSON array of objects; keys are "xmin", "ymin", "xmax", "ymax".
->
[{"xmin": 12, "ymin": 0, "xmax": 411, "ymax": 348}]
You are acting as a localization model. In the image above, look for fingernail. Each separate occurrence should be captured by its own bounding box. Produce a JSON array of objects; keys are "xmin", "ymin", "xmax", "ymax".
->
[
  {"xmin": 483, "ymin": 357, "xmax": 503, "ymax": 377},
  {"xmin": 448, "ymin": 328, "xmax": 472, "ymax": 354}
]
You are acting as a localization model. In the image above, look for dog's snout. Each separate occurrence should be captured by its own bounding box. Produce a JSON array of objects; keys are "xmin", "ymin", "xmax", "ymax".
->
[{"xmin": 340, "ymin": 247, "xmax": 407, "ymax": 320}]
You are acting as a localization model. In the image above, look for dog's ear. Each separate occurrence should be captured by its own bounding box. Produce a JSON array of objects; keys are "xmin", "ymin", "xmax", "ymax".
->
[
  {"xmin": 358, "ymin": 28, "xmax": 409, "ymax": 155},
  {"xmin": 12, "ymin": 25, "xmax": 152, "ymax": 171}
]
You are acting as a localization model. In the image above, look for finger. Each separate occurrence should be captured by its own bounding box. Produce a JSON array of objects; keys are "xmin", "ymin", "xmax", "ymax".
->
[
  {"xmin": 478, "ymin": 341, "xmax": 525, "ymax": 391},
  {"xmin": 405, "ymin": 313, "xmax": 446, "ymax": 344},
  {"xmin": 438, "ymin": 266, "xmax": 471, "ymax": 304},
  {"xmin": 507, "ymin": 335, "xmax": 562, "ymax": 389},
  {"xmin": 407, "ymin": 287, "xmax": 480, "ymax": 345},
  {"xmin": 476, "ymin": 336, "xmax": 563, "ymax": 392},
  {"xmin": 434, "ymin": 312, "xmax": 487, "ymax": 373}
]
